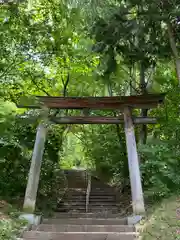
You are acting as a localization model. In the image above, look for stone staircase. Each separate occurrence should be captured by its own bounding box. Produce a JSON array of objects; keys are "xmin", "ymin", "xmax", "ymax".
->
[
  {"xmin": 56, "ymin": 169, "xmax": 121, "ymax": 213},
  {"xmin": 22, "ymin": 213, "xmax": 138, "ymax": 240},
  {"xmin": 21, "ymin": 170, "xmax": 137, "ymax": 239}
]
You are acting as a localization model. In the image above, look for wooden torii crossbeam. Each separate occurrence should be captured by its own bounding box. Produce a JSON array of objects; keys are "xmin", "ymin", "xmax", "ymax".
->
[
  {"xmin": 18, "ymin": 93, "xmax": 165, "ymax": 216},
  {"xmin": 18, "ymin": 93, "xmax": 165, "ymax": 109},
  {"xmin": 50, "ymin": 116, "xmax": 157, "ymax": 124}
]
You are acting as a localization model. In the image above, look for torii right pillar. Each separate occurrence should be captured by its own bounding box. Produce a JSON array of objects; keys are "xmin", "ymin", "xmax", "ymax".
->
[{"xmin": 123, "ymin": 107, "xmax": 145, "ymax": 214}]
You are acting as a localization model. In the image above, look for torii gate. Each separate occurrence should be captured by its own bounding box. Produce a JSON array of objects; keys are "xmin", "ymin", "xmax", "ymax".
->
[{"xmin": 17, "ymin": 93, "xmax": 165, "ymax": 215}]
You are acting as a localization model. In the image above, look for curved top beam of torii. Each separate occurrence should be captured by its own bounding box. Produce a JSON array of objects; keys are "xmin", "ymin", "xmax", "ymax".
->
[{"xmin": 17, "ymin": 93, "xmax": 165, "ymax": 110}]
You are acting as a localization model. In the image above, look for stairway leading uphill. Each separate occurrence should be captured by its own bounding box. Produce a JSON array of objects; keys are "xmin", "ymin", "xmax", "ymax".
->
[
  {"xmin": 55, "ymin": 169, "xmax": 121, "ymax": 213},
  {"xmin": 22, "ymin": 170, "xmax": 138, "ymax": 240}
]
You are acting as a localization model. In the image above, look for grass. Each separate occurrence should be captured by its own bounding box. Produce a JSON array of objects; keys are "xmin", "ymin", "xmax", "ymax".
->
[
  {"xmin": 0, "ymin": 200, "xmax": 28, "ymax": 240},
  {"xmin": 139, "ymin": 195, "xmax": 180, "ymax": 240}
]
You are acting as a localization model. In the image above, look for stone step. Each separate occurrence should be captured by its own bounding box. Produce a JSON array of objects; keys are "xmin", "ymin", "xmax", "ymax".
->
[
  {"xmin": 71, "ymin": 194, "xmax": 117, "ymax": 198},
  {"xmin": 66, "ymin": 178, "xmax": 86, "ymax": 181},
  {"xmin": 67, "ymin": 188, "xmax": 116, "ymax": 193},
  {"xmin": 23, "ymin": 231, "xmax": 138, "ymax": 240},
  {"xmin": 62, "ymin": 207, "xmax": 119, "ymax": 212},
  {"xmin": 91, "ymin": 184, "xmax": 113, "ymax": 188},
  {"xmin": 52, "ymin": 212, "xmax": 126, "ymax": 219},
  {"xmin": 90, "ymin": 191, "xmax": 117, "ymax": 194},
  {"xmin": 69, "ymin": 197, "xmax": 117, "ymax": 201},
  {"xmin": 66, "ymin": 183, "xmax": 86, "ymax": 185},
  {"xmin": 63, "ymin": 199, "xmax": 117, "ymax": 203},
  {"xmin": 89, "ymin": 193, "xmax": 116, "ymax": 196},
  {"xmin": 91, "ymin": 190, "xmax": 116, "ymax": 193},
  {"xmin": 56, "ymin": 205, "xmax": 118, "ymax": 210},
  {"xmin": 70, "ymin": 202, "xmax": 118, "ymax": 206},
  {"xmin": 63, "ymin": 195, "xmax": 116, "ymax": 199},
  {"xmin": 60, "ymin": 201, "xmax": 117, "ymax": 206},
  {"xmin": 89, "ymin": 201, "xmax": 117, "ymax": 204},
  {"xmin": 90, "ymin": 187, "xmax": 115, "ymax": 189},
  {"xmin": 57, "ymin": 201, "xmax": 119, "ymax": 208},
  {"xmin": 43, "ymin": 218, "xmax": 127, "ymax": 225},
  {"xmin": 67, "ymin": 185, "xmax": 87, "ymax": 188},
  {"xmin": 64, "ymin": 188, "xmax": 116, "ymax": 192},
  {"xmin": 67, "ymin": 188, "xmax": 87, "ymax": 191},
  {"xmin": 32, "ymin": 224, "xmax": 135, "ymax": 232},
  {"xmin": 69, "ymin": 192, "xmax": 116, "ymax": 196},
  {"xmin": 69, "ymin": 195, "xmax": 116, "ymax": 199},
  {"xmin": 67, "ymin": 189, "xmax": 116, "ymax": 193},
  {"xmin": 55, "ymin": 210, "xmax": 119, "ymax": 214}
]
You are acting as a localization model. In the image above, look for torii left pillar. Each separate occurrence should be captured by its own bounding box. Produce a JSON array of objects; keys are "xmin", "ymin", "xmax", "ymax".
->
[
  {"xmin": 123, "ymin": 107, "xmax": 145, "ymax": 215},
  {"xmin": 23, "ymin": 121, "xmax": 47, "ymax": 213}
]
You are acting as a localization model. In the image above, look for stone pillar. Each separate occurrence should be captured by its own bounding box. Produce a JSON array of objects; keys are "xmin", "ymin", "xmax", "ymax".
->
[
  {"xmin": 23, "ymin": 122, "xmax": 47, "ymax": 213},
  {"xmin": 123, "ymin": 107, "xmax": 145, "ymax": 214}
]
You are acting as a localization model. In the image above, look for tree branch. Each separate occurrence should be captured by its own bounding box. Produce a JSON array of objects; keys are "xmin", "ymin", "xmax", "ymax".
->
[
  {"xmin": 106, "ymin": 81, "xmax": 123, "ymax": 147},
  {"xmin": 0, "ymin": 59, "xmax": 24, "ymax": 79},
  {"xmin": 146, "ymin": 64, "xmax": 156, "ymax": 85},
  {"xmin": 129, "ymin": 80, "xmax": 141, "ymax": 94},
  {"xmin": 62, "ymin": 73, "xmax": 70, "ymax": 97},
  {"xmin": 53, "ymin": 73, "xmax": 70, "ymax": 117},
  {"xmin": 120, "ymin": 65, "xmax": 141, "ymax": 94},
  {"xmin": 30, "ymin": 74, "xmax": 51, "ymax": 96}
]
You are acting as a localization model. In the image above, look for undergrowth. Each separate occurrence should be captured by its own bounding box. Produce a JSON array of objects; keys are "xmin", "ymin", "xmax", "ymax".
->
[
  {"xmin": 0, "ymin": 201, "xmax": 27, "ymax": 240},
  {"xmin": 0, "ymin": 218, "xmax": 26, "ymax": 240},
  {"xmin": 139, "ymin": 195, "xmax": 180, "ymax": 240}
]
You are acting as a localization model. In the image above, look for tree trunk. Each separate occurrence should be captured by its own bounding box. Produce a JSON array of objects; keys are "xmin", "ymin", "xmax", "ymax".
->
[
  {"xmin": 139, "ymin": 62, "xmax": 148, "ymax": 144},
  {"xmin": 139, "ymin": 109, "xmax": 148, "ymax": 144},
  {"xmin": 106, "ymin": 82, "xmax": 123, "ymax": 148},
  {"xmin": 167, "ymin": 22, "xmax": 180, "ymax": 86},
  {"xmin": 130, "ymin": 64, "xmax": 138, "ymax": 95}
]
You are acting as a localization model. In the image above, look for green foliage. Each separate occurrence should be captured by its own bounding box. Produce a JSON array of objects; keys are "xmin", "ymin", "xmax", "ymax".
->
[
  {"xmin": 0, "ymin": 0, "xmax": 99, "ymax": 101},
  {"xmin": 0, "ymin": 100, "xmax": 16, "ymax": 135},
  {"xmin": 140, "ymin": 141, "xmax": 180, "ymax": 199},
  {"xmin": 91, "ymin": 2, "xmax": 171, "ymax": 83},
  {"xmin": 60, "ymin": 132, "xmax": 87, "ymax": 169},
  {"xmin": 0, "ymin": 202, "xmax": 27, "ymax": 240},
  {"xmin": 139, "ymin": 195, "xmax": 180, "ymax": 240},
  {"xmin": 0, "ymin": 106, "xmax": 66, "ymax": 209},
  {"xmin": 80, "ymin": 124, "xmax": 128, "ymax": 183},
  {"xmin": 139, "ymin": 87, "xmax": 180, "ymax": 200},
  {"xmin": 0, "ymin": 219, "xmax": 25, "ymax": 240}
]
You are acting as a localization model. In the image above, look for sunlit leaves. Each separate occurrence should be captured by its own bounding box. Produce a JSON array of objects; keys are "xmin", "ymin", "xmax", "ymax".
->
[{"xmin": 0, "ymin": 0, "xmax": 100, "ymax": 101}]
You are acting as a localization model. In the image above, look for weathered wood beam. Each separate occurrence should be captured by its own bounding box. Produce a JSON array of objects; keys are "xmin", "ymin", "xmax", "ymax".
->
[
  {"xmin": 123, "ymin": 107, "xmax": 145, "ymax": 214},
  {"xmin": 50, "ymin": 116, "xmax": 157, "ymax": 124},
  {"xmin": 17, "ymin": 93, "xmax": 165, "ymax": 110}
]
